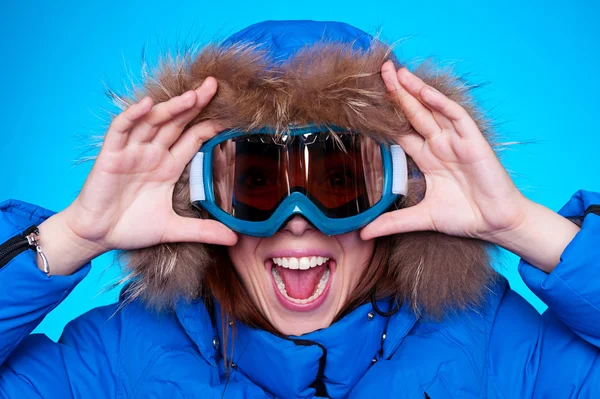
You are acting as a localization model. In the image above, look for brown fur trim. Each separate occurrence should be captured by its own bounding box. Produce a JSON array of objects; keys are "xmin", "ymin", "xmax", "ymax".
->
[
  {"xmin": 116, "ymin": 38, "xmax": 499, "ymax": 318},
  {"xmin": 116, "ymin": 167, "xmax": 215, "ymax": 310}
]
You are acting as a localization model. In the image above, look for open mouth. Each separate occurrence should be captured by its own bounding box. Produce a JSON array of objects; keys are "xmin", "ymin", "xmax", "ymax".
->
[{"xmin": 267, "ymin": 255, "xmax": 335, "ymax": 311}]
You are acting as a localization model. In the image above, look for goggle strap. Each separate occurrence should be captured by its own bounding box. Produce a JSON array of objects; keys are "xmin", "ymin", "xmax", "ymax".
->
[
  {"xmin": 391, "ymin": 145, "xmax": 408, "ymax": 196},
  {"xmin": 189, "ymin": 152, "xmax": 206, "ymax": 201}
]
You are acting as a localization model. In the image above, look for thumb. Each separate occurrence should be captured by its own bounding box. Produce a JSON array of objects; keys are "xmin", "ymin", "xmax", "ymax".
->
[
  {"xmin": 163, "ymin": 215, "xmax": 238, "ymax": 246},
  {"xmin": 360, "ymin": 205, "xmax": 432, "ymax": 240}
]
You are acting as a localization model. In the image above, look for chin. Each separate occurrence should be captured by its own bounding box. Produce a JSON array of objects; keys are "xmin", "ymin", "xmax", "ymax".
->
[{"xmin": 272, "ymin": 314, "xmax": 336, "ymax": 336}]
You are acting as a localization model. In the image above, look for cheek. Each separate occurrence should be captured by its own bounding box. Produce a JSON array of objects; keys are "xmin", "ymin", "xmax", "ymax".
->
[
  {"xmin": 337, "ymin": 231, "xmax": 375, "ymax": 277},
  {"xmin": 228, "ymin": 236, "xmax": 262, "ymax": 279}
]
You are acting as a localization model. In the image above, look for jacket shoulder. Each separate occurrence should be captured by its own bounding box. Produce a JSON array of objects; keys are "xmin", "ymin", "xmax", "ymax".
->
[
  {"xmin": 64, "ymin": 293, "xmax": 200, "ymax": 390},
  {"xmin": 380, "ymin": 277, "xmax": 513, "ymax": 396},
  {"xmin": 110, "ymin": 294, "xmax": 220, "ymax": 396}
]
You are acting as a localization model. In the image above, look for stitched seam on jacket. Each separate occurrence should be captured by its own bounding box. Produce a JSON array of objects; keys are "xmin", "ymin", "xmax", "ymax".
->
[
  {"xmin": 423, "ymin": 374, "xmax": 453, "ymax": 398},
  {"xmin": 115, "ymin": 311, "xmax": 125, "ymax": 399},
  {"xmin": 437, "ymin": 376, "xmax": 451, "ymax": 396},
  {"xmin": 130, "ymin": 345, "xmax": 168, "ymax": 397},
  {"xmin": 577, "ymin": 351, "xmax": 600, "ymax": 397},
  {"xmin": 13, "ymin": 371, "xmax": 44, "ymax": 397},
  {"xmin": 0, "ymin": 261, "xmax": 36, "ymax": 362},
  {"xmin": 117, "ymin": 354, "xmax": 133, "ymax": 398},
  {"xmin": 169, "ymin": 382, "xmax": 191, "ymax": 399},
  {"xmin": 0, "ymin": 254, "xmax": 78, "ymax": 366},
  {"xmin": 480, "ymin": 284, "xmax": 506, "ymax": 398},
  {"xmin": 0, "ymin": 200, "xmax": 49, "ymax": 225},
  {"xmin": 487, "ymin": 375, "xmax": 507, "ymax": 399},
  {"xmin": 484, "ymin": 287, "xmax": 510, "ymax": 399},
  {"xmin": 54, "ymin": 282, "xmax": 95, "ymax": 399},
  {"xmin": 552, "ymin": 270, "xmax": 600, "ymax": 312},
  {"xmin": 141, "ymin": 350, "xmax": 196, "ymax": 399},
  {"xmin": 439, "ymin": 328, "xmax": 482, "ymax": 386},
  {"xmin": 481, "ymin": 307, "xmax": 491, "ymax": 398},
  {"xmin": 0, "ymin": 202, "xmax": 48, "ymax": 240}
]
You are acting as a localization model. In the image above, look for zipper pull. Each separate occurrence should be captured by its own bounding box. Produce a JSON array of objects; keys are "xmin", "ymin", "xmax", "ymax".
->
[{"xmin": 26, "ymin": 228, "xmax": 50, "ymax": 275}]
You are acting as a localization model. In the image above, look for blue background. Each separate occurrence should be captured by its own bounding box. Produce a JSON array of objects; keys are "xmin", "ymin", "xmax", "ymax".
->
[{"xmin": 1, "ymin": 0, "xmax": 598, "ymax": 341}]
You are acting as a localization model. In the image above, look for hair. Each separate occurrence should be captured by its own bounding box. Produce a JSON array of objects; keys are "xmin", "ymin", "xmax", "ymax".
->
[{"xmin": 113, "ymin": 36, "xmax": 500, "ymax": 343}]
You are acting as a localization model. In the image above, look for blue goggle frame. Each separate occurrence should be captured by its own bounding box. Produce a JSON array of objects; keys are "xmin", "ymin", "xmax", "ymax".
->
[{"xmin": 189, "ymin": 125, "xmax": 408, "ymax": 236}]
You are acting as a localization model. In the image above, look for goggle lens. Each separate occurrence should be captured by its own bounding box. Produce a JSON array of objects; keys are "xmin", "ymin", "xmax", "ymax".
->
[{"xmin": 211, "ymin": 132, "xmax": 384, "ymax": 221}]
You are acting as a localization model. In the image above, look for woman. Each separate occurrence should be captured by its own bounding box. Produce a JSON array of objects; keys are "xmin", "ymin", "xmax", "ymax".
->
[{"xmin": 0, "ymin": 20, "xmax": 598, "ymax": 398}]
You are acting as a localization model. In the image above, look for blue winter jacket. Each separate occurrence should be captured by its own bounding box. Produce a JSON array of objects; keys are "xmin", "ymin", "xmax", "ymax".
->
[
  {"xmin": 2, "ymin": 20, "xmax": 600, "ymax": 398},
  {"xmin": 0, "ymin": 190, "xmax": 599, "ymax": 398}
]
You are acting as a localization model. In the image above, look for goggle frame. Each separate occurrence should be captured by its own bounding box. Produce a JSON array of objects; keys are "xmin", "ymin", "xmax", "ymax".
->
[{"xmin": 190, "ymin": 125, "xmax": 407, "ymax": 236}]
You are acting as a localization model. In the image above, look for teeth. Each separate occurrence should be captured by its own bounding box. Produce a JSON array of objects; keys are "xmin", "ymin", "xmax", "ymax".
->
[
  {"xmin": 272, "ymin": 256, "xmax": 329, "ymax": 269},
  {"xmin": 272, "ymin": 266, "xmax": 331, "ymax": 304},
  {"xmin": 299, "ymin": 257, "xmax": 310, "ymax": 270},
  {"xmin": 288, "ymin": 258, "xmax": 299, "ymax": 270}
]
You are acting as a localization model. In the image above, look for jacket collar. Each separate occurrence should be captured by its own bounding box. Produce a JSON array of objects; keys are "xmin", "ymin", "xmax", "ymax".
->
[{"xmin": 175, "ymin": 299, "xmax": 418, "ymax": 398}]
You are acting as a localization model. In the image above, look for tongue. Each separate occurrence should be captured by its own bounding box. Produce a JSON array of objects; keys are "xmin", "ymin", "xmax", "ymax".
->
[{"xmin": 276, "ymin": 263, "xmax": 327, "ymax": 300}]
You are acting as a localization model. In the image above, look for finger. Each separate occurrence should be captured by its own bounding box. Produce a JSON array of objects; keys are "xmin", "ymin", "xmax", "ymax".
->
[
  {"xmin": 153, "ymin": 77, "xmax": 219, "ymax": 148},
  {"xmin": 430, "ymin": 109, "xmax": 455, "ymax": 131},
  {"xmin": 395, "ymin": 131, "xmax": 424, "ymax": 158},
  {"xmin": 163, "ymin": 215, "xmax": 238, "ymax": 246},
  {"xmin": 394, "ymin": 68, "xmax": 457, "ymax": 132},
  {"xmin": 128, "ymin": 90, "xmax": 198, "ymax": 144},
  {"xmin": 104, "ymin": 97, "xmax": 153, "ymax": 151},
  {"xmin": 399, "ymin": 70, "xmax": 481, "ymax": 139},
  {"xmin": 169, "ymin": 120, "xmax": 225, "ymax": 164},
  {"xmin": 389, "ymin": 104, "xmax": 426, "ymax": 157},
  {"xmin": 360, "ymin": 204, "xmax": 432, "ymax": 239},
  {"xmin": 381, "ymin": 61, "xmax": 441, "ymax": 139}
]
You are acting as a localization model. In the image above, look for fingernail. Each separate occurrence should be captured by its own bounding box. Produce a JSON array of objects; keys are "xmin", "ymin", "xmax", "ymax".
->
[
  {"xmin": 201, "ymin": 76, "xmax": 216, "ymax": 88},
  {"xmin": 382, "ymin": 60, "xmax": 397, "ymax": 74}
]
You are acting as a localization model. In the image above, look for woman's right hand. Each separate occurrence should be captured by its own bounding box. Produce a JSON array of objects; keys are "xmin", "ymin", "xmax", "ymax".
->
[{"xmin": 38, "ymin": 77, "xmax": 237, "ymax": 276}]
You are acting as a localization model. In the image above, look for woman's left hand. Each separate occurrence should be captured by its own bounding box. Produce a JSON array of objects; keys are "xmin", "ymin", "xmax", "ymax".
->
[
  {"xmin": 362, "ymin": 61, "xmax": 527, "ymax": 241},
  {"xmin": 361, "ymin": 61, "xmax": 580, "ymax": 273}
]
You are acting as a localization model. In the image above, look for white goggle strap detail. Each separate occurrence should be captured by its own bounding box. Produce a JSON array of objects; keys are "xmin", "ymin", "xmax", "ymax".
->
[
  {"xmin": 189, "ymin": 152, "xmax": 206, "ymax": 202},
  {"xmin": 390, "ymin": 145, "xmax": 408, "ymax": 196}
]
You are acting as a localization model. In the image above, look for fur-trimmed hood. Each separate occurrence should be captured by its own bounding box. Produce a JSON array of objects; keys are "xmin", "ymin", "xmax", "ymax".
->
[{"xmin": 116, "ymin": 20, "xmax": 498, "ymax": 319}]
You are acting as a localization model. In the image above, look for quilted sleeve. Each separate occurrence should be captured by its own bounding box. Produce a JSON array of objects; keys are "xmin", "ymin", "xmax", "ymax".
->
[
  {"xmin": 488, "ymin": 190, "xmax": 600, "ymax": 398},
  {"xmin": 519, "ymin": 190, "xmax": 600, "ymax": 348},
  {"xmin": 0, "ymin": 199, "xmax": 120, "ymax": 398}
]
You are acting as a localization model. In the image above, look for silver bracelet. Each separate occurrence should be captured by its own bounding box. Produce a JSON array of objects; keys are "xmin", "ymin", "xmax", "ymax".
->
[{"xmin": 26, "ymin": 230, "xmax": 50, "ymax": 275}]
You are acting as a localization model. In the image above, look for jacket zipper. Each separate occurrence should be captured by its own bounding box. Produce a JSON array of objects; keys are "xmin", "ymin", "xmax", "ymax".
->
[
  {"xmin": 584, "ymin": 205, "xmax": 600, "ymax": 218},
  {"xmin": 0, "ymin": 225, "xmax": 39, "ymax": 269},
  {"xmin": 290, "ymin": 338, "xmax": 329, "ymax": 398}
]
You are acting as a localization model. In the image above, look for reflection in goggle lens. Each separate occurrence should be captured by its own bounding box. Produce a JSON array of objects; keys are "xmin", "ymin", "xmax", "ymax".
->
[{"xmin": 211, "ymin": 133, "xmax": 384, "ymax": 221}]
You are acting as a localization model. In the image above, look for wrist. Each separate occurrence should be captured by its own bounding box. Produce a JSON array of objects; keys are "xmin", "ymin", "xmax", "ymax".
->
[
  {"xmin": 482, "ymin": 197, "xmax": 537, "ymax": 248},
  {"xmin": 484, "ymin": 198, "xmax": 580, "ymax": 274},
  {"xmin": 37, "ymin": 211, "xmax": 108, "ymax": 276}
]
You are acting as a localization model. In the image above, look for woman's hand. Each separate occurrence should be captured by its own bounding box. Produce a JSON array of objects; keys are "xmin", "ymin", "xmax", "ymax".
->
[
  {"xmin": 362, "ymin": 61, "xmax": 527, "ymax": 240},
  {"xmin": 361, "ymin": 61, "xmax": 579, "ymax": 273},
  {"xmin": 39, "ymin": 77, "xmax": 237, "ymax": 276}
]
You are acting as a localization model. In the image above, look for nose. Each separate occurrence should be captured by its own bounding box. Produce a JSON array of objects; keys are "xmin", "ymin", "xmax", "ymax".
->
[{"xmin": 281, "ymin": 215, "xmax": 315, "ymax": 236}]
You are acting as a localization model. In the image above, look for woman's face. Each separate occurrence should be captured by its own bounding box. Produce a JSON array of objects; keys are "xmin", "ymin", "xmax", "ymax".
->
[{"xmin": 228, "ymin": 217, "xmax": 375, "ymax": 336}]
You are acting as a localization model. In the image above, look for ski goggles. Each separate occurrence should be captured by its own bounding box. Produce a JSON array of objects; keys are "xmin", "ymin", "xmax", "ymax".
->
[{"xmin": 189, "ymin": 125, "xmax": 407, "ymax": 236}]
